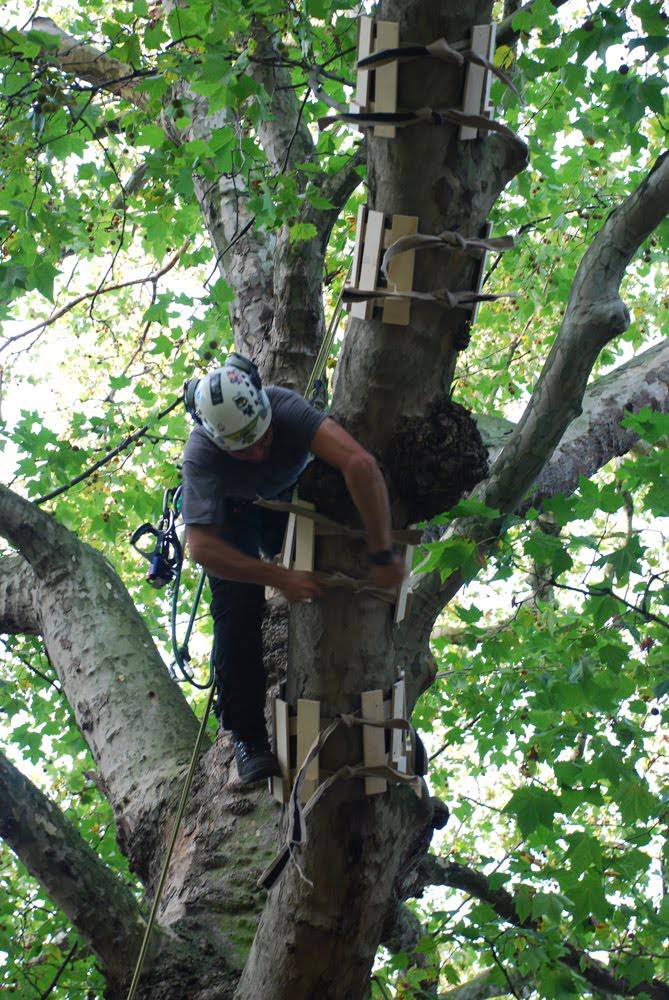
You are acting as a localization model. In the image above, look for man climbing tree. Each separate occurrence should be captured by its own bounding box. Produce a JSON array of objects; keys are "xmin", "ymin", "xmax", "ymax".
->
[
  {"xmin": 182, "ymin": 354, "xmax": 403, "ymax": 782},
  {"xmin": 0, "ymin": 1, "xmax": 668, "ymax": 999}
]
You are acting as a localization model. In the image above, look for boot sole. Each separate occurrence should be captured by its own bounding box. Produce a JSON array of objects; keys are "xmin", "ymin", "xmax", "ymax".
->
[{"xmin": 237, "ymin": 758, "xmax": 282, "ymax": 786}]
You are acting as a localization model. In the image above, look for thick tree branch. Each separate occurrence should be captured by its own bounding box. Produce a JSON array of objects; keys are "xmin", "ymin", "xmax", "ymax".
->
[
  {"xmin": 0, "ymin": 554, "xmax": 41, "ymax": 635},
  {"xmin": 485, "ymin": 152, "xmax": 669, "ymax": 514},
  {"xmin": 473, "ymin": 339, "xmax": 669, "ymax": 480},
  {"xmin": 247, "ymin": 23, "xmax": 315, "ymax": 176},
  {"xmin": 405, "ymin": 153, "xmax": 669, "ymax": 652},
  {"xmin": 21, "ymin": 13, "xmax": 276, "ymax": 367},
  {"xmin": 414, "ymin": 857, "xmax": 669, "ymax": 999},
  {"xmin": 526, "ymin": 337, "xmax": 669, "ymax": 509},
  {"xmin": 0, "ymin": 486, "xmax": 200, "ymax": 877},
  {"xmin": 0, "ymin": 749, "xmax": 146, "ymax": 983},
  {"xmin": 306, "ymin": 143, "xmax": 366, "ymax": 246},
  {"xmin": 29, "ymin": 17, "xmax": 149, "ymax": 109},
  {"xmin": 380, "ymin": 900, "xmax": 427, "ymax": 957}
]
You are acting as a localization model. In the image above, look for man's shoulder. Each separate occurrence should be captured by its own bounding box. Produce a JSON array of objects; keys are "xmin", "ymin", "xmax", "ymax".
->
[
  {"xmin": 266, "ymin": 385, "xmax": 305, "ymax": 406},
  {"xmin": 182, "ymin": 426, "xmax": 220, "ymax": 465}
]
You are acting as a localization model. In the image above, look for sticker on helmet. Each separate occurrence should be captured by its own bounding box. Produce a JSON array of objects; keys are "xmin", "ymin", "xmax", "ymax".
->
[
  {"xmin": 225, "ymin": 413, "xmax": 260, "ymax": 444},
  {"xmin": 233, "ymin": 393, "xmax": 254, "ymax": 417},
  {"xmin": 210, "ymin": 372, "xmax": 223, "ymax": 405},
  {"xmin": 227, "ymin": 369, "xmax": 243, "ymax": 385}
]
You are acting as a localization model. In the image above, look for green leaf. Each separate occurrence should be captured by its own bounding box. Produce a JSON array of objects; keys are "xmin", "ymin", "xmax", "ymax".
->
[
  {"xmin": 288, "ymin": 222, "xmax": 318, "ymax": 244},
  {"xmin": 616, "ymin": 778, "xmax": 658, "ymax": 824},
  {"xmin": 566, "ymin": 833, "xmax": 602, "ymax": 872},
  {"xmin": 524, "ymin": 530, "xmax": 573, "ymax": 576},
  {"xmin": 569, "ymin": 875, "xmax": 611, "ymax": 921},
  {"xmin": 32, "ymin": 262, "xmax": 59, "ymax": 302},
  {"xmin": 504, "ymin": 785, "xmax": 562, "ymax": 835},
  {"xmin": 531, "ymin": 891, "xmax": 566, "ymax": 924},
  {"xmin": 306, "ymin": 189, "xmax": 335, "ymax": 211},
  {"xmin": 622, "ymin": 407, "xmax": 669, "ymax": 444}
]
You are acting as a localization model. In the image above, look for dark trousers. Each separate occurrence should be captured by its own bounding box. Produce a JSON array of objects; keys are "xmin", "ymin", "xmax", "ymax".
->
[{"xmin": 209, "ymin": 500, "xmax": 288, "ymax": 737}]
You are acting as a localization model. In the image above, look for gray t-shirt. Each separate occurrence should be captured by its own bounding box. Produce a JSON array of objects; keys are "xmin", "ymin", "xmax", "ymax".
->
[{"xmin": 180, "ymin": 386, "xmax": 326, "ymax": 528}]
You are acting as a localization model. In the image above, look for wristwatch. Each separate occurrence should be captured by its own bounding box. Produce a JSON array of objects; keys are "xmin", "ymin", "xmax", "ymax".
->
[{"xmin": 368, "ymin": 548, "xmax": 395, "ymax": 566}]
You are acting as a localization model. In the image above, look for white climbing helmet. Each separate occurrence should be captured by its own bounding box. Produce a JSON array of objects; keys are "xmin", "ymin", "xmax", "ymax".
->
[{"xmin": 193, "ymin": 356, "xmax": 272, "ymax": 452}]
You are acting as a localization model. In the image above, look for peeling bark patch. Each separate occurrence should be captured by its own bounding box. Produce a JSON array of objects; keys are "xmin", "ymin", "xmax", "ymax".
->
[{"xmin": 386, "ymin": 398, "xmax": 489, "ymax": 522}]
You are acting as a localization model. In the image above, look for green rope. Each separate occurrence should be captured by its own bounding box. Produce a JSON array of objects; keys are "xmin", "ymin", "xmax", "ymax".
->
[
  {"xmin": 304, "ymin": 262, "xmax": 351, "ymax": 400},
  {"xmin": 126, "ymin": 683, "xmax": 216, "ymax": 1000}
]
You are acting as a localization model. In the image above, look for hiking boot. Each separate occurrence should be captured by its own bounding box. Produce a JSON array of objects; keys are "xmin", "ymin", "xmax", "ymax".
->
[{"xmin": 231, "ymin": 732, "xmax": 281, "ymax": 785}]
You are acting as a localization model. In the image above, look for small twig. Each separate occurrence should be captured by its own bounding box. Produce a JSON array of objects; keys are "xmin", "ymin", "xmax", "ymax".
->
[
  {"xmin": 550, "ymin": 578, "xmax": 669, "ymax": 633},
  {"xmin": 371, "ymin": 975, "xmax": 393, "ymax": 1000},
  {"xmin": 2, "ymin": 244, "xmax": 187, "ymax": 352},
  {"xmin": 38, "ymin": 940, "xmax": 78, "ymax": 999},
  {"xmin": 487, "ymin": 940, "xmax": 521, "ymax": 1000},
  {"xmin": 1, "ymin": 638, "xmax": 61, "ymax": 693},
  {"xmin": 279, "ymin": 85, "xmax": 311, "ymax": 175}
]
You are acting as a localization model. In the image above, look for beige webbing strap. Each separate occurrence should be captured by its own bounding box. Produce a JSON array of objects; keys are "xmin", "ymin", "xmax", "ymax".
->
[
  {"xmin": 358, "ymin": 36, "xmax": 520, "ymax": 100},
  {"xmin": 342, "ymin": 285, "xmax": 516, "ymax": 310},
  {"xmin": 258, "ymin": 714, "xmax": 419, "ymax": 890},
  {"xmin": 381, "ymin": 231, "xmax": 515, "ymax": 279},
  {"xmin": 254, "ymin": 497, "xmax": 422, "ymax": 546},
  {"xmin": 318, "ymin": 106, "xmax": 525, "ymax": 149},
  {"xmin": 313, "ymin": 570, "xmax": 397, "ymax": 604}
]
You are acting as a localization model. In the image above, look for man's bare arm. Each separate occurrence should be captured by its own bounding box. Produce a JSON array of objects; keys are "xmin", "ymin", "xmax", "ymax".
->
[
  {"xmin": 310, "ymin": 418, "xmax": 403, "ymax": 587},
  {"xmin": 186, "ymin": 524, "xmax": 321, "ymax": 601}
]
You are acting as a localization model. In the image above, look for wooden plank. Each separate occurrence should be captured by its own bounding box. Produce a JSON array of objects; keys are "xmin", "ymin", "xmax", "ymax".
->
[
  {"xmin": 391, "ymin": 679, "xmax": 407, "ymax": 773},
  {"xmin": 459, "ymin": 24, "xmax": 491, "ymax": 140},
  {"xmin": 361, "ymin": 689, "xmax": 387, "ymax": 795},
  {"xmin": 372, "ymin": 20, "xmax": 399, "ymax": 138},
  {"xmin": 481, "ymin": 24, "xmax": 497, "ymax": 119},
  {"xmin": 280, "ymin": 512, "xmax": 297, "ymax": 569},
  {"xmin": 296, "ymin": 699, "xmax": 320, "ymax": 803},
  {"xmin": 271, "ymin": 698, "xmax": 290, "ymax": 803},
  {"xmin": 394, "ymin": 543, "xmax": 415, "ymax": 623},
  {"xmin": 354, "ymin": 16, "xmax": 374, "ymax": 112},
  {"xmin": 382, "ymin": 214, "xmax": 418, "ymax": 326},
  {"xmin": 349, "ymin": 204, "xmax": 367, "ymax": 293},
  {"xmin": 293, "ymin": 498, "xmax": 316, "ymax": 572},
  {"xmin": 353, "ymin": 209, "xmax": 385, "ymax": 320}
]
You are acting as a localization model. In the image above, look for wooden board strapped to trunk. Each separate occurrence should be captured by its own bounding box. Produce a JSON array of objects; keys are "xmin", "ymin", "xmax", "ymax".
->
[
  {"xmin": 280, "ymin": 489, "xmax": 316, "ymax": 572},
  {"xmin": 459, "ymin": 23, "xmax": 497, "ymax": 140},
  {"xmin": 346, "ymin": 206, "xmax": 418, "ymax": 325},
  {"xmin": 269, "ymin": 680, "xmax": 422, "ymax": 804},
  {"xmin": 350, "ymin": 16, "xmax": 399, "ymax": 138}
]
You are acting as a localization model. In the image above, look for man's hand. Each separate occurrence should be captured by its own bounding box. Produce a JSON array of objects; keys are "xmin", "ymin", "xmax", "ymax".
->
[
  {"xmin": 278, "ymin": 570, "xmax": 323, "ymax": 603},
  {"xmin": 370, "ymin": 555, "xmax": 405, "ymax": 590}
]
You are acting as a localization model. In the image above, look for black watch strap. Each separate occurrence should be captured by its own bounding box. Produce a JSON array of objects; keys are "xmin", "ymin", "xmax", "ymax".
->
[{"xmin": 368, "ymin": 548, "xmax": 394, "ymax": 566}]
